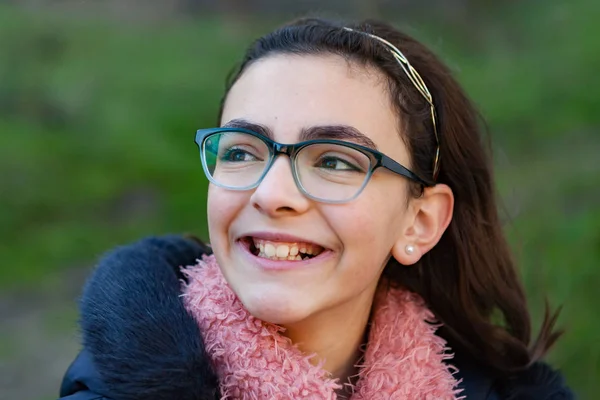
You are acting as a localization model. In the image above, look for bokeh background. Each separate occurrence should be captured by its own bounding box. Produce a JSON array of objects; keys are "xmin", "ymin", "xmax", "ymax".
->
[{"xmin": 0, "ymin": 0, "xmax": 598, "ymax": 399}]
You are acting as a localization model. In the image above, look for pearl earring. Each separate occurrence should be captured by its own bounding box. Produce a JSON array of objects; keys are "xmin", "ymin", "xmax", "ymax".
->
[{"xmin": 405, "ymin": 245, "xmax": 415, "ymax": 255}]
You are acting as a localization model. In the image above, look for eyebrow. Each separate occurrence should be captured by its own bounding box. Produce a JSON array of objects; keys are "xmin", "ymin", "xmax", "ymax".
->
[{"xmin": 222, "ymin": 118, "xmax": 378, "ymax": 150}]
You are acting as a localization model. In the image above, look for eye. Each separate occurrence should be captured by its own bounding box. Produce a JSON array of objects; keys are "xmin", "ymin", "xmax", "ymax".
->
[
  {"xmin": 315, "ymin": 156, "xmax": 363, "ymax": 172},
  {"xmin": 221, "ymin": 147, "xmax": 260, "ymax": 162}
]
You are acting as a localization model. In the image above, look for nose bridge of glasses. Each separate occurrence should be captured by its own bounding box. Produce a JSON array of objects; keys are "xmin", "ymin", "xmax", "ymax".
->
[
  {"xmin": 265, "ymin": 141, "xmax": 298, "ymax": 178},
  {"xmin": 272, "ymin": 142, "xmax": 295, "ymax": 157},
  {"xmin": 256, "ymin": 147, "xmax": 305, "ymax": 200}
]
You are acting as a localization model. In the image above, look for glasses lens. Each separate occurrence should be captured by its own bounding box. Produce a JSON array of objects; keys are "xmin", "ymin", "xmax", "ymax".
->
[
  {"xmin": 295, "ymin": 143, "xmax": 372, "ymax": 202},
  {"xmin": 202, "ymin": 131, "xmax": 270, "ymax": 189}
]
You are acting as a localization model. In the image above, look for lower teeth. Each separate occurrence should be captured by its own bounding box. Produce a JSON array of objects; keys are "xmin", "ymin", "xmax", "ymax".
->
[{"xmin": 257, "ymin": 251, "xmax": 303, "ymax": 261}]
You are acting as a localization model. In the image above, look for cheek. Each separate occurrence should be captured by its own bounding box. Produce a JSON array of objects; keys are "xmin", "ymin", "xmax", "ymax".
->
[
  {"xmin": 206, "ymin": 187, "xmax": 223, "ymax": 234},
  {"xmin": 330, "ymin": 192, "xmax": 407, "ymax": 266},
  {"xmin": 206, "ymin": 186, "xmax": 246, "ymax": 242}
]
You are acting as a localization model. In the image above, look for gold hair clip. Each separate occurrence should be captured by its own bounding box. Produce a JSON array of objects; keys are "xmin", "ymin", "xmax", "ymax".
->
[{"xmin": 343, "ymin": 27, "xmax": 440, "ymax": 181}]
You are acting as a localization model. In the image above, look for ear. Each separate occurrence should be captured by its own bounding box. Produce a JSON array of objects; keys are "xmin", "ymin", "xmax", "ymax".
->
[{"xmin": 391, "ymin": 184, "xmax": 454, "ymax": 265}]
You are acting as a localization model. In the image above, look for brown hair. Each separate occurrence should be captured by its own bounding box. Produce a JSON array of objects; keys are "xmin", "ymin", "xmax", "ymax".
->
[{"xmin": 215, "ymin": 17, "xmax": 563, "ymax": 374}]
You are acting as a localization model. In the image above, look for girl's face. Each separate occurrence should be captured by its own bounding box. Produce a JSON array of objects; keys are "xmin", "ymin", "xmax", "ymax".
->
[{"xmin": 207, "ymin": 54, "xmax": 421, "ymax": 325}]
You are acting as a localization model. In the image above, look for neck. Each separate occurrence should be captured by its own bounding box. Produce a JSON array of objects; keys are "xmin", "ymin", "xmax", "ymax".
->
[{"xmin": 282, "ymin": 286, "xmax": 377, "ymax": 386}]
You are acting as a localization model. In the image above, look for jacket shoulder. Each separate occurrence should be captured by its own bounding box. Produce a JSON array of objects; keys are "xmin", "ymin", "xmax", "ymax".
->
[
  {"xmin": 452, "ymin": 351, "xmax": 500, "ymax": 399},
  {"xmin": 453, "ymin": 351, "xmax": 574, "ymax": 399}
]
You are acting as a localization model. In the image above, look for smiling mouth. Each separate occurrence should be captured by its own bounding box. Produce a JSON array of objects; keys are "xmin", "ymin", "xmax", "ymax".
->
[{"xmin": 242, "ymin": 237, "xmax": 325, "ymax": 261}]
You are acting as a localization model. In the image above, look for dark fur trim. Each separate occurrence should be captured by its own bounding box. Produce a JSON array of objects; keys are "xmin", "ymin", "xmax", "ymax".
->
[
  {"xmin": 79, "ymin": 235, "xmax": 219, "ymax": 400},
  {"xmin": 497, "ymin": 361, "xmax": 575, "ymax": 399}
]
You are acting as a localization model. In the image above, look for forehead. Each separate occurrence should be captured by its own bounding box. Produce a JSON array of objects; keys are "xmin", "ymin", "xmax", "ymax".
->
[{"xmin": 221, "ymin": 54, "xmax": 407, "ymax": 157}]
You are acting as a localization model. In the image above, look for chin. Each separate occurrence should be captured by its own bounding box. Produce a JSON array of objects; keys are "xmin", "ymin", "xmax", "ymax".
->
[{"xmin": 236, "ymin": 286, "xmax": 313, "ymax": 326}]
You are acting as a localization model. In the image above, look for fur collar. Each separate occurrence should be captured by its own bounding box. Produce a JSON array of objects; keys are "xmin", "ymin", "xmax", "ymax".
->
[
  {"xmin": 182, "ymin": 255, "xmax": 463, "ymax": 399},
  {"xmin": 75, "ymin": 235, "xmax": 574, "ymax": 400}
]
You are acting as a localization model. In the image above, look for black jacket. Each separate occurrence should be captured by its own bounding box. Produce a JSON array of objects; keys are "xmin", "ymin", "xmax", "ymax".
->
[{"xmin": 58, "ymin": 235, "xmax": 574, "ymax": 400}]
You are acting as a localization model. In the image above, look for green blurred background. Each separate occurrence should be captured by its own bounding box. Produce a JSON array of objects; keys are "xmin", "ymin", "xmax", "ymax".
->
[{"xmin": 0, "ymin": 0, "xmax": 598, "ymax": 399}]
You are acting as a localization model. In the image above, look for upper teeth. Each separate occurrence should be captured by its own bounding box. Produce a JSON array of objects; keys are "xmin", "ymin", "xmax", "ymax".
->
[{"xmin": 253, "ymin": 238, "xmax": 322, "ymax": 260}]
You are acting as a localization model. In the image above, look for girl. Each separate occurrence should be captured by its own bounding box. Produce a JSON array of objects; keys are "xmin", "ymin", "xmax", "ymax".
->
[{"xmin": 59, "ymin": 18, "xmax": 573, "ymax": 399}]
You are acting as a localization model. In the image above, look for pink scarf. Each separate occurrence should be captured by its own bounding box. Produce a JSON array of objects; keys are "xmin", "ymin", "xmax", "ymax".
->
[{"xmin": 182, "ymin": 255, "xmax": 463, "ymax": 399}]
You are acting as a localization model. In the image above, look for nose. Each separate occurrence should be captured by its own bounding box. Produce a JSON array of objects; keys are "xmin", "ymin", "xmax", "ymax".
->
[{"xmin": 250, "ymin": 155, "xmax": 310, "ymax": 218}]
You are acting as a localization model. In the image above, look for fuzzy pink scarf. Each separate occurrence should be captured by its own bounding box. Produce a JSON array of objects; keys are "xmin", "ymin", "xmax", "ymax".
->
[{"xmin": 182, "ymin": 255, "xmax": 463, "ymax": 399}]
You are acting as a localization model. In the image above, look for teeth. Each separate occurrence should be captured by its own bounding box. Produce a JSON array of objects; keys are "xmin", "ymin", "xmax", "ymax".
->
[
  {"xmin": 252, "ymin": 238, "xmax": 324, "ymax": 261},
  {"xmin": 264, "ymin": 243, "xmax": 276, "ymax": 257},
  {"xmin": 276, "ymin": 245, "xmax": 290, "ymax": 258},
  {"xmin": 256, "ymin": 251, "xmax": 313, "ymax": 261}
]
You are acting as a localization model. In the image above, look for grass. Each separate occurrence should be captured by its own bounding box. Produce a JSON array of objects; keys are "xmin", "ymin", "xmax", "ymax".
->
[{"xmin": 0, "ymin": 2, "xmax": 598, "ymax": 398}]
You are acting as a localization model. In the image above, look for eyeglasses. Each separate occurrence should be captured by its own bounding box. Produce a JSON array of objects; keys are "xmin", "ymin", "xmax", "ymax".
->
[{"xmin": 195, "ymin": 128, "xmax": 434, "ymax": 204}]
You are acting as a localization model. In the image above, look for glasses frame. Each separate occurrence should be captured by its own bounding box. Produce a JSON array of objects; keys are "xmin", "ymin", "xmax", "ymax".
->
[{"xmin": 195, "ymin": 127, "xmax": 435, "ymax": 204}]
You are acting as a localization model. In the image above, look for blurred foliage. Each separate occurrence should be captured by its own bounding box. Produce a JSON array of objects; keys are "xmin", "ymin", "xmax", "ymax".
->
[{"xmin": 0, "ymin": 1, "xmax": 598, "ymax": 398}]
